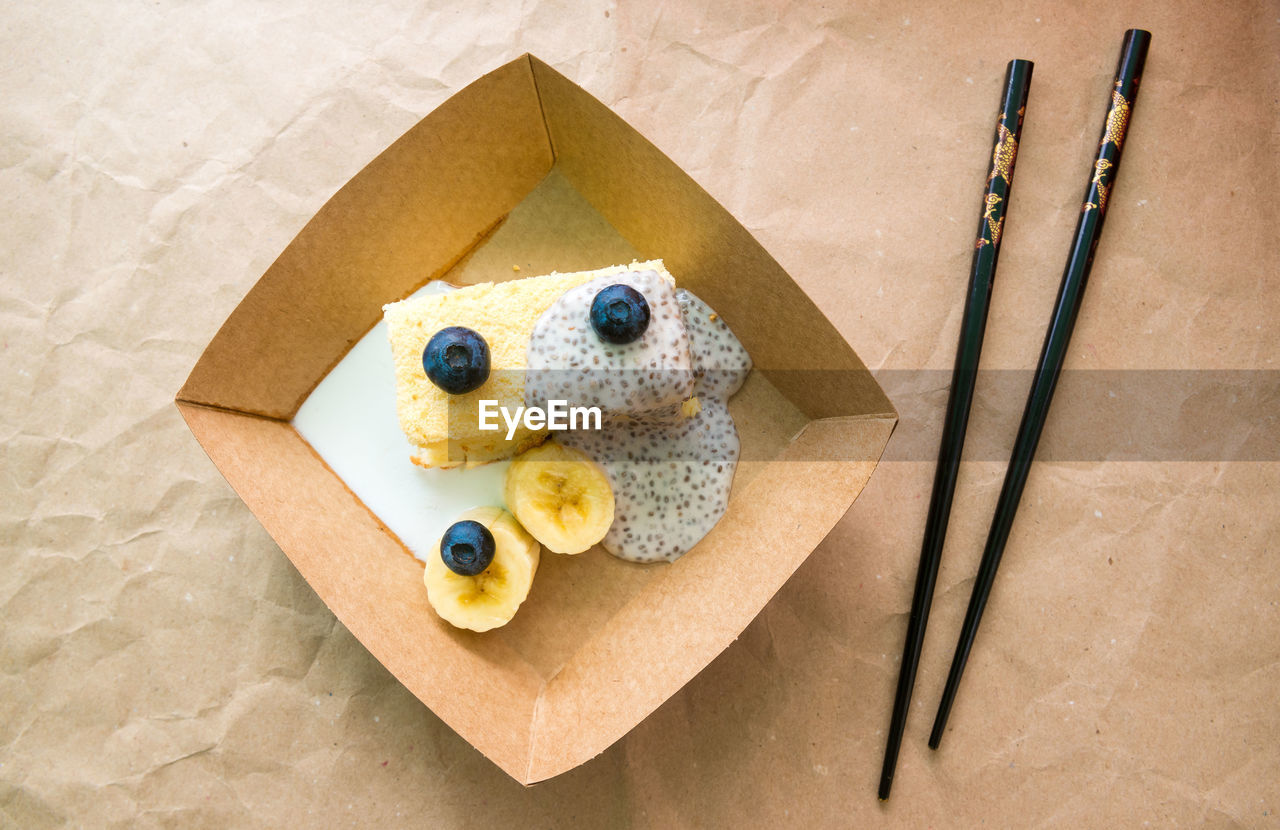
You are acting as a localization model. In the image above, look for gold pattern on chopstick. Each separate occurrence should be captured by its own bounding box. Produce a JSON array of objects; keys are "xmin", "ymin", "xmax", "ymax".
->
[
  {"xmin": 985, "ymin": 193, "xmax": 1005, "ymax": 244},
  {"xmin": 1101, "ymin": 82, "xmax": 1131, "ymax": 149},
  {"xmin": 988, "ymin": 118, "xmax": 1018, "ymax": 185},
  {"xmin": 1083, "ymin": 158, "xmax": 1113, "ymax": 213},
  {"xmin": 977, "ymin": 107, "xmax": 1020, "ymax": 248},
  {"xmin": 976, "ymin": 193, "xmax": 1004, "ymax": 248},
  {"xmin": 1085, "ymin": 81, "xmax": 1132, "ymax": 214}
]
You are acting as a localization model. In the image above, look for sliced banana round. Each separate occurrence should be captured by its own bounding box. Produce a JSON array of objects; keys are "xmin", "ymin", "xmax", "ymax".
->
[
  {"xmin": 424, "ymin": 506, "xmax": 540, "ymax": 632},
  {"xmin": 504, "ymin": 441, "xmax": 615, "ymax": 555}
]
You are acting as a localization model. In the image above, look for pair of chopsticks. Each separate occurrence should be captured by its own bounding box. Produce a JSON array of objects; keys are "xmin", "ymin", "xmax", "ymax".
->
[{"xmin": 878, "ymin": 29, "xmax": 1151, "ymax": 800}]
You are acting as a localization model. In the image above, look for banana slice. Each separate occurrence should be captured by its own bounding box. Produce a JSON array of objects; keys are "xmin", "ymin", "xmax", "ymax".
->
[
  {"xmin": 424, "ymin": 506, "xmax": 540, "ymax": 632},
  {"xmin": 504, "ymin": 442, "xmax": 615, "ymax": 554}
]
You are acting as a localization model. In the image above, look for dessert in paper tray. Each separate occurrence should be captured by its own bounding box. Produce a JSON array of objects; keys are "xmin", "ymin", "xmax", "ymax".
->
[
  {"xmin": 178, "ymin": 55, "xmax": 894, "ymax": 782},
  {"xmin": 375, "ymin": 259, "xmax": 752, "ymax": 631}
]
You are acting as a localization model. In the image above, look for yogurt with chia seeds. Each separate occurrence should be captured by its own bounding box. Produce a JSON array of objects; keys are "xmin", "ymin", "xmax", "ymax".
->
[
  {"xmin": 559, "ymin": 398, "xmax": 740, "ymax": 563},
  {"xmin": 524, "ymin": 269, "xmax": 695, "ymax": 415},
  {"xmin": 675, "ymin": 288, "xmax": 752, "ymax": 399},
  {"xmin": 528, "ymin": 275, "xmax": 752, "ymax": 563}
]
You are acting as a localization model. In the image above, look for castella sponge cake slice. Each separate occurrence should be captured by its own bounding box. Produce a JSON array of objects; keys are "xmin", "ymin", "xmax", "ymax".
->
[
  {"xmin": 384, "ymin": 270, "xmax": 596, "ymax": 467},
  {"xmin": 383, "ymin": 261, "xmax": 677, "ymax": 467}
]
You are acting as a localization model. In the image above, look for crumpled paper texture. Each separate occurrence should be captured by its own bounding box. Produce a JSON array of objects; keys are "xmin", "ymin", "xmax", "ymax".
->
[{"xmin": 2, "ymin": 1, "xmax": 1277, "ymax": 827}]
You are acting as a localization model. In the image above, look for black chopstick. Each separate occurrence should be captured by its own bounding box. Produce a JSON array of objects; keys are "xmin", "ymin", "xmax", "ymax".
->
[
  {"xmin": 877, "ymin": 59, "xmax": 1033, "ymax": 801},
  {"xmin": 929, "ymin": 28, "xmax": 1151, "ymax": 750}
]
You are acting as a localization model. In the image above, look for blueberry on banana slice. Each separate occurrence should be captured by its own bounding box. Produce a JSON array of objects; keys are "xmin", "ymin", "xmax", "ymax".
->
[
  {"xmin": 424, "ymin": 507, "xmax": 540, "ymax": 632},
  {"xmin": 423, "ymin": 326, "xmax": 490, "ymax": 394},
  {"xmin": 438, "ymin": 520, "xmax": 496, "ymax": 576},
  {"xmin": 589, "ymin": 284, "xmax": 650, "ymax": 345}
]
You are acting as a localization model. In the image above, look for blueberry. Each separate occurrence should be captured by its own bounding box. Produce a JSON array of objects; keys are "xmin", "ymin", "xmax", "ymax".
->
[
  {"xmin": 439, "ymin": 520, "xmax": 495, "ymax": 576},
  {"xmin": 590, "ymin": 284, "xmax": 650, "ymax": 345},
  {"xmin": 423, "ymin": 326, "xmax": 490, "ymax": 394}
]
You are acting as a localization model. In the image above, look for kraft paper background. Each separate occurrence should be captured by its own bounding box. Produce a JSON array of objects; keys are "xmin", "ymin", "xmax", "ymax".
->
[{"xmin": 3, "ymin": 1, "xmax": 1277, "ymax": 827}]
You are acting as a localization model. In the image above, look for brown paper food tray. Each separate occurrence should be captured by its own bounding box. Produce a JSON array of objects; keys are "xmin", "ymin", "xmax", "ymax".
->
[{"xmin": 175, "ymin": 54, "xmax": 896, "ymax": 784}]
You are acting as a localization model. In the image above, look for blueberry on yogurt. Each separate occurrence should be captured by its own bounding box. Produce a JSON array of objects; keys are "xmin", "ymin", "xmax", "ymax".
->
[
  {"xmin": 439, "ymin": 520, "xmax": 495, "ymax": 576},
  {"xmin": 590, "ymin": 284, "xmax": 651, "ymax": 344},
  {"xmin": 423, "ymin": 326, "xmax": 490, "ymax": 394}
]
